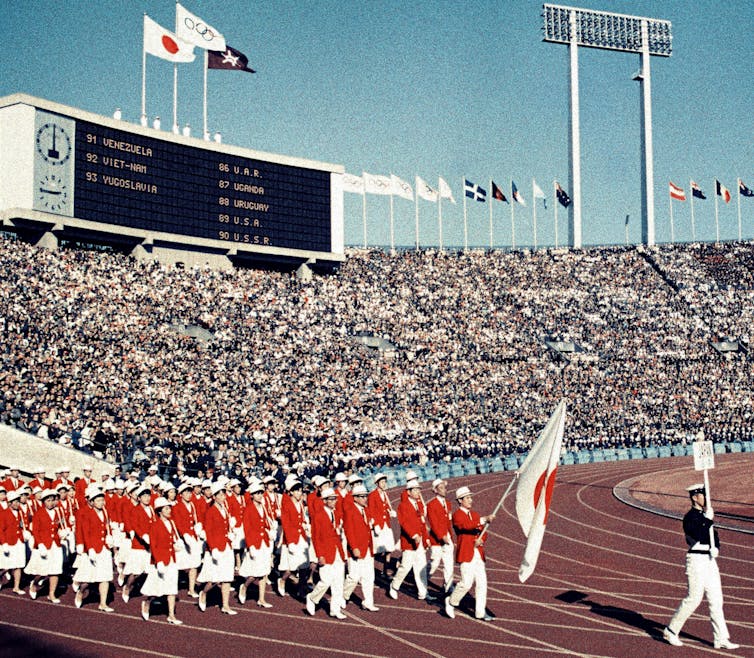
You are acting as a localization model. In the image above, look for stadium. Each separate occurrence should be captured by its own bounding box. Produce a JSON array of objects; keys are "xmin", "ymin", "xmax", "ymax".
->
[{"xmin": 1, "ymin": 2, "xmax": 752, "ymax": 656}]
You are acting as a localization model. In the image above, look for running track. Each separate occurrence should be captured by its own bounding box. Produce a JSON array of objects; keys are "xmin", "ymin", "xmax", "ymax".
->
[{"xmin": 2, "ymin": 455, "xmax": 752, "ymax": 657}]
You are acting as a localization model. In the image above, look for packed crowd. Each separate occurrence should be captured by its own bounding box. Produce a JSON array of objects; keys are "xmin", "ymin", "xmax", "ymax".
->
[
  {"xmin": 2, "ymin": 234, "xmax": 754, "ymax": 482},
  {"xmin": 0, "ymin": 464, "xmax": 494, "ymax": 622}
]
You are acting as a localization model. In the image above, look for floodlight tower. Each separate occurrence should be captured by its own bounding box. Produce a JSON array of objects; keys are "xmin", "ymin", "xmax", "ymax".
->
[{"xmin": 542, "ymin": 4, "xmax": 672, "ymax": 247}]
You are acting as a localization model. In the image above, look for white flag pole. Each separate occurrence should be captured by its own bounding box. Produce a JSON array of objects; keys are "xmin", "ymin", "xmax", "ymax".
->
[
  {"xmin": 511, "ymin": 184, "xmax": 516, "ymax": 250},
  {"xmin": 438, "ymin": 177, "xmax": 444, "ymax": 252},
  {"xmin": 737, "ymin": 178, "xmax": 743, "ymax": 241},
  {"xmin": 714, "ymin": 179, "xmax": 720, "ymax": 244},
  {"xmin": 414, "ymin": 181, "xmax": 420, "ymax": 251},
  {"xmin": 172, "ymin": 63, "xmax": 179, "ymax": 133},
  {"xmin": 203, "ymin": 50, "xmax": 209, "ymax": 139},
  {"xmin": 362, "ymin": 188, "xmax": 367, "ymax": 249},
  {"xmin": 488, "ymin": 179, "xmax": 494, "ymax": 249},
  {"xmin": 141, "ymin": 15, "xmax": 148, "ymax": 126},
  {"xmin": 462, "ymin": 177, "xmax": 468, "ymax": 252},
  {"xmin": 389, "ymin": 189, "xmax": 395, "ymax": 254},
  {"xmin": 690, "ymin": 180, "xmax": 696, "ymax": 241},
  {"xmin": 669, "ymin": 192, "xmax": 675, "ymax": 243},
  {"xmin": 553, "ymin": 180, "xmax": 559, "ymax": 249},
  {"xmin": 531, "ymin": 178, "xmax": 538, "ymax": 250}
]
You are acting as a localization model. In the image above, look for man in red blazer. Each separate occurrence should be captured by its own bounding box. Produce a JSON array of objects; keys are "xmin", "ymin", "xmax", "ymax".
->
[
  {"xmin": 278, "ymin": 479, "xmax": 310, "ymax": 600},
  {"xmin": 367, "ymin": 472, "xmax": 396, "ymax": 582},
  {"xmin": 389, "ymin": 479, "xmax": 435, "ymax": 603},
  {"xmin": 306, "ymin": 487, "xmax": 346, "ymax": 618},
  {"xmin": 426, "ymin": 479, "xmax": 454, "ymax": 594},
  {"xmin": 343, "ymin": 484, "xmax": 378, "ymax": 611},
  {"xmin": 445, "ymin": 486, "xmax": 495, "ymax": 621}
]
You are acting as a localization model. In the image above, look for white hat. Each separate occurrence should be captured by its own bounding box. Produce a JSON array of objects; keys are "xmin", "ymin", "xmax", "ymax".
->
[
  {"xmin": 347, "ymin": 474, "xmax": 363, "ymax": 485},
  {"xmin": 135, "ymin": 485, "xmax": 151, "ymax": 498},
  {"xmin": 228, "ymin": 479, "xmax": 241, "ymax": 488},
  {"xmin": 147, "ymin": 464, "xmax": 159, "ymax": 472},
  {"xmin": 33, "ymin": 466, "xmax": 45, "ymax": 474},
  {"xmin": 177, "ymin": 482, "xmax": 193, "ymax": 494},
  {"xmin": 334, "ymin": 472, "xmax": 347, "ymax": 482},
  {"xmin": 210, "ymin": 481, "xmax": 226, "ymax": 496},
  {"xmin": 320, "ymin": 487, "xmax": 337, "ymax": 499},
  {"xmin": 406, "ymin": 469, "xmax": 418, "ymax": 480},
  {"xmin": 432, "ymin": 478, "xmax": 446, "ymax": 491},
  {"xmin": 148, "ymin": 475, "xmax": 162, "ymax": 486},
  {"xmin": 86, "ymin": 484, "xmax": 105, "ymax": 500},
  {"xmin": 114, "ymin": 479, "xmax": 126, "ymax": 490},
  {"xmin": 31, "ymin": 486, "xmax": 43, "ymax": 495},
  {"xmin": 40, "ymin": 488, "xmax": 58, "ymax": 500},
  {"xmin": 373, "ymin": 472, "xmax": 387, "ymax": 483},
  {"xmin": 311, "ymin": 475, "xmax": 327, "ymax": 488},
  {"xmin": 405, "ymin": 479, "xmax": 421, "ymax": 490},
  {"xmin": 104, "ymin": 480, "xmax": 115, "ymax": 491},
  {"xmin": 55, "ymin": 483, "xmax": 70, "ymax": 493},
  {"xmin": 286, "ymin": 476, "xmax": 302, "ymax": 492},
  {"xmin": 153, "ymin": 496, "xmax": 173, "ymax": 510},
  {"xmin": 82, "ymin": 465, "xmax": 93, "ymax": 472},
  {"xmin": 7, "ymin": 489, "xmax": 22, "ymax": 502},
  {"xmin": 351, "ymin": 484, "xmax": 368, "ymax": 497},
  {"xmin": 686, "ymin": 483, "xmax": 706, "ymax": 495},
  {"xmin": 455, "ymin": 486, "xmax": 473, "ymax": 500},
  {"xmin": 263, "ymin": 476, "xmax": 277, "ymax": 485},
  {"xmin": 248, "ymin": 480, "xmax": 265, "ymax": 495},
  {"xmin": 201, "ymin": 479, "xmax": 213, "ymax": 489}
]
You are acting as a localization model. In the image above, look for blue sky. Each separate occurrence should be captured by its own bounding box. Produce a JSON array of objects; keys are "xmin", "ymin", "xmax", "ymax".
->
[{"xmin": 2, "ymin": 1, "xmax": 751, "ymax": 249}]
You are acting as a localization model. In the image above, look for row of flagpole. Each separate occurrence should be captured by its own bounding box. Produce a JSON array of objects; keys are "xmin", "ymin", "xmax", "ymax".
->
[
  {"xmin": 343, "ymin": 173, "xmax": 573, "ymax": 252},
  {"xmin": 668, "ymin": 179, "xmax": 753, "ymax": 244},
  {"xmin": 141, "ymin": 3, "xmax": 255, "ymax": 140}
]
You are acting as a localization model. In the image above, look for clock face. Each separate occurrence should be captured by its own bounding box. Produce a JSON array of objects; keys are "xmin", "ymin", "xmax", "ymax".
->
[
  {"xmin": 37, "ymin": 173, "xmax": 69, "ymax": 212},
  {"xmin": 36, "ymin": 122, "xmax": 72, "ymax": 165}
]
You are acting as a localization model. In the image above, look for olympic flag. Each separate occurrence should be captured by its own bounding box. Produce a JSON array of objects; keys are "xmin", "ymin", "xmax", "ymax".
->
[
  {"xmin": 176, "ymin": 3, "xmax": 226, "ymax": 51},
  {"xmin": 515, "ymin": 399, "xmax": 566, "ymax": 583}
]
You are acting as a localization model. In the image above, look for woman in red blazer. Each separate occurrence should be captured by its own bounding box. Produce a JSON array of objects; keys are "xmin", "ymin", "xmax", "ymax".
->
[
  {"xmin": 26, "ymin": 489, "xmax": 64, "ymax": 603},
  {"xmin": 238, "ymin": 480, "xmax": 273, "ymax": 607}
]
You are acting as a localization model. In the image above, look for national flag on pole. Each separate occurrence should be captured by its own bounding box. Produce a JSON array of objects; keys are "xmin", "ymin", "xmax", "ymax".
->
[
  {"xmin": 669, "ymin": 181, "xmax": 686, "ymax": 201},
  {"xmin": 512, "ymin": 181, "xmax": 526, "ymax": 206},
  {"xmin": 208, "ymin": 45, "xmax": 256, "ymax": 73},
  {"xmin": 342, "ymin": 173, "xmax": 364, "ymax": 194},
  {"xmin": 555, "ymin": 182, "xmax": 571, "ymax": 207},
  {"xmin": 144, "ymin": 15, "xmax": 196, "ymax": 63},
  {"xmin": 391, "ymin": 174, "xmax": 413, "ymax": 200},
  {"xmin": 740, "ymin": 179, "xmax": 754, "ymax": 197},
  {"xmin": 515, "ymin": 399, "xmax": 567, "ymax": 583},
  {"xmin": 176, "ymin": 3, "xmax": 226, "ymax": 51},
  {"xmin": 464, "ymin": 179, "xmax": 486, "ymax": 202},
  {"xmin": 491, "ymin": 180, "xmax": 508, "ymax": 203},
  {"xmin": 438, "ymin": 177, "xmax": 455, "ymax": 203},
  {"xmin": 362, "ymin": 172, "xmax": 392, "ymax": 195},
  {"xmin": 416, "ymin": 176, "xmax": 438, "ymax": 202},
  {"xmin": 716, "ymin": 179, "xmax": 731, "ymax": 204},
  {"xmin": 690, "ymin": 181, "xmax": 706, "ymax": 200},
  {"xmin": 533, "ymin": 180, "xmax": 547, "ymax": 209}
]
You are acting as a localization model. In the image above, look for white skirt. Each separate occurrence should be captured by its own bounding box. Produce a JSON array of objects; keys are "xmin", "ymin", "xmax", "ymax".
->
[
  {"xmin": 176, "ymin": 535, "xmax": 203, "ymax": 570},
  {"xmin": 373, "ymin": 526, "xmax": 396, "ymax": 554},
  {"xmin": 197, "ymin": 547, "xmax": 234, "ymax": 583},
  {"xmin": 140, "ymin": 561, "xmax": 179, "ymax": 597},
  {"xmin": 278, "ymin": 538, "xmax": 310, "ymax": 572},
  {"xmin": 238, "ymin": 544, "xmax": 273, "ymax": 579},
  {"xmin": 0, "ymin": 541, "xmax": 26, "ymax": 570},
  {"xmin": 25, "ymin": 545, "xmax": 64, "ymax": 576},
  {"xmin": 74, "ymin": 549, "xmax": 114, "ymax": 583},
  {"xmin": 122, "ymin": 546, "xmax": 151, "ymax": 576},
  {"xmin": 230, "ymin": 526, "xmax": 244, "ymax": 550}
]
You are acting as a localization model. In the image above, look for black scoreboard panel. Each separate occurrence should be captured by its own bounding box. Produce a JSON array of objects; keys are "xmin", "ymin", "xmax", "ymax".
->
[{"xmin": 73, "ymin": 119, "xmax": 332, "ymax": 252}]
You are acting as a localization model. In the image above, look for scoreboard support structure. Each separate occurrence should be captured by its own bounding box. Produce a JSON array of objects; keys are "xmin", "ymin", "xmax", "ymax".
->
[{"xmin": 0, "ymin": 94, "xmax": 345, "ymax": 271}]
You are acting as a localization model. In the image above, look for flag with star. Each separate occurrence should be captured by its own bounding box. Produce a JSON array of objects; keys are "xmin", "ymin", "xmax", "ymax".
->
[
  {"xmin": 739, "ymin": 179, "xmax": 754, "ymax": 198},
  {"xmin": 208, "ymin": 45, "xmax": 256, "ymax": 73}
]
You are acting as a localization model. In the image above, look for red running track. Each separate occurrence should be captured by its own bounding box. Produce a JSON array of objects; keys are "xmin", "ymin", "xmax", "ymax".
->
[{"xmin": 1, "ymin": 456, "xmax": 752, "ymax": 657}]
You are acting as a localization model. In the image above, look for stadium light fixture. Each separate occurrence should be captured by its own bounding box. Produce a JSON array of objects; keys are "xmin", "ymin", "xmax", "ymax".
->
[{"xmin": 542, "ymin": 4, "xmax": 672, "ymax": 247}]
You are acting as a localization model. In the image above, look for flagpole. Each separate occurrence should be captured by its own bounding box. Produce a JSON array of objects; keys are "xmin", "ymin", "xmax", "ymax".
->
[
  {"xmin": 553, "ymin": 180, "xmax": 559, "ymax": 248},
  {"xmin": 203, "ymin": 50, "xmax": 209, "ymax": 140},
  {"xmin": 669, "ymin": 192, "xmax": 674, "ymax": 243},
  {"xmin": 690, "ymin": 179, "xmax": 696, "ymax": 241},
  {"xmin": 172, "ymin": 63, "xmax": 179, "ymax": 133},
  {"xmin": 462, "ymin": 176, "xmax": 468, "ymax": 252},
  {"xmin": 389, "ymin": 189, "xmax": 395, "ymax": 254},
  {"xmin": 141, "ymin": 15, "xmax": 148, "ymax": 127},
  {"xmin": 531, "ymin": 178, "xmax": 538, "ymax": 251},
  {"xmin": 488, "ymin": 179, "xmax": 493, "ymax": 249},
  {"xmin": 625, "ymin": 215, "xmax": 629, "ymax": 245},
  {"xmin": 438, "ymin": 176, "xmax": 443, "ymax": 252},
  {"xmin": 714, "ymin": 179, "xmax": 720, "ymax": 245},
  {"xmin": 362, "ymin": 188, "xmax": 367, "ymax": 249},
  {"xmin": 737, "ymin": 178, "xmax": 742, "ymax": 241},
  {"xmin": 478, "ymin": 473, "xmax": 518, "ymax": 541},
  {"xmin": 414, "ymin": 181, "xmax": 420, "ymax": 251},
  {"xmin": 511, "ymin": 183, "xmax": 516, "ymax": 250}
]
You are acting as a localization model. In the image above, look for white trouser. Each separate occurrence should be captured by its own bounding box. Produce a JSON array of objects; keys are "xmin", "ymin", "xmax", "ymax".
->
[
  {"xmin": 391, "ymin": 547, "xmax": 428, "ymax": 599},
  {"xmin": 429, "ymin": 542, "xmax": 454, "ymax": 591},
  {"xmin": 668, "ymin": 553, "xmax": 730, "ymax": 643},
  {"xmin": 310, "ymin": 554, "xmax": 345, "ymax": 614},
  {"xmin": 448, "ymin": 549, "xmax": 487, "ymax": 619},
  {"xmin": 343, "ymin": 555, "xmax": 375, "ymax": 608}
]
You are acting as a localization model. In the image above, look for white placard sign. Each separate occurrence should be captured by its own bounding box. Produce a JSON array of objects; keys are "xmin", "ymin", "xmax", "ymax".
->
[{"xmin": 693, "ymin": 441, "xmax": 715, "ymax": 471}]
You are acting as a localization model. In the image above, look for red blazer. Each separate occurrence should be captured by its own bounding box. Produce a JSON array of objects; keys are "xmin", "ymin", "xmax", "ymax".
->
[
  {"xmin": 75, "ymin": 477, "xmax": 95, "ymax": 508},
  {"xmin": 172, "ymin": 499, "xmax": 199, "ymax": 538},
  {"xmin": 242, "ymin": 501, "xmax": 271, "ymax": 550},
  {"xmin": 426, "ymin": 496, "xmax": 453, "ymax": 546},
  {"xmin": 312, "ymin": 506, "xmax": 345, "ymax": 564},
  {"xmin": 31, "ymin": 506, "xmax": 61, "ymax": 549},
  {"xmin": 203, "ymin": 504, "xmax": 231, "ymax": 552},
  {"xmin": 343, "ymin": 503, "xmax": 373, "ymax": 558},
  {"xmin": 27, "ymin": 477, "xmax": 49, "ymax": 491},
  {"xmin": 79, "ymin": 506, "xmax": 111, "ymax": 552},
  {"xmin": 0, "ymin": 506, "xmax": 24, "ymax": 546},
  {"xmin": 452, "ymin": 508, "xmax": 487, "ymax": 563},
  {"xmin": 149, "ymin": 517, "xmax": 177, "ymax": 566},
  {"xmin": 194, "ymin": 496, "xmax": 210, "ymax": 525},
  {"xmin": 397, "ymin": 498, "xmax": 429, "ymax": 551},
  {"xmin": 1, "ymin": 476, "xmax": 25, "ymax": 492},
  {"xmin": 227, "ymin": 493, "xmax": 245, "ymax": 528},
  {"xmin": 280, "ymin": 495, "xmax": 307, "ymax": 545},
  {"xmin": 129, "ymin": 504, "xmax": 156, "ymax": 551},
  {"xmin": 263, "ymin": 491, "xmax": 281, "ymax": 522},
  {"xmin": 367, "ymin": 489, "xmax": 392, "ymax": 530}
]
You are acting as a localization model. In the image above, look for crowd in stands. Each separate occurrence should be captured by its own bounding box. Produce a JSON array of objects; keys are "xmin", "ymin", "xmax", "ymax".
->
[{"xmin": 2, "ymin": 233, "xmax": 754, "ymax": 482}]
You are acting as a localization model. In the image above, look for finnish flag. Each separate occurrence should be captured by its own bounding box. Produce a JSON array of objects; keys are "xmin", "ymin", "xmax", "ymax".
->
[{"xmin": 464, "ymin": 179, "xmax": 486, "ymax": 202}]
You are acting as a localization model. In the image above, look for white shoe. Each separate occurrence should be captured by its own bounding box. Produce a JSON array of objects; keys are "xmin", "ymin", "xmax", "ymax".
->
[
  {"xmin": 305, "ymin": 593, "xmax": 316, "ymax": 616},
  {"xmin": 167, "ymin": 617, "xmax": 183, "ymax": 625},
  {"xmin": 74, "ymin": 590, "xmax": 84, "ymax": 609},
  {"xmin": 663, "ymin": 628, "xmax": 683, "ymax": 647},
  {"xmin": 714, "ymin": 640, "xmax": 740, "ymax": 650},
  {"xmin": 330, "ymin": 611, "xmax": 346, "ymax": 620},
  {"xmin": 445, "ymin": 599, "xmax": 455, "ymax": 619},
  {"xmin": 277, "ymin": 578, "xmax": 286, "ymax": 597},
  {"xmin": 220, "ymin": 607, "xmax": 237, "ymax": 615},
  {"xmin": 362, "ymin": 604, "xmax": 379, "ymax": 612},
  {"xmin": 198, "ymin": 591, "xmax": 207, "ymax": 612},
  {"xmin": 141, "ymin": 601, "xmax": 150, "ymax": 622},
  {"xmin": 387, "ymin": 585, "xmax": 398, "ymax": 600},
  {"xmin": 237, "ymin": 584, "xmax": 247, "ymax": 605}
]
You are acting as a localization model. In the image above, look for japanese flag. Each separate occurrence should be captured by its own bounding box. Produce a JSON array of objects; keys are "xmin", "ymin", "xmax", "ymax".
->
[
  {"xmin": 515, "ymin": 400, "xmax": 566, "ymax": 583},
  {"xmin": 144, "ymin": 14, "xmax": 196, "ymax": 63}
]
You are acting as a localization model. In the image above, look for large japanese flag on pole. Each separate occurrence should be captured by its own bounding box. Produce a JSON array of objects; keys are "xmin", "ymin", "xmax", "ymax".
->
[
  {"xmin": 143, "ymin": 15, "xmax": 195, "ymax": 62},
  {"xmin": 515, "ymin": 399, "xmax": 566, "ymax": 583}
]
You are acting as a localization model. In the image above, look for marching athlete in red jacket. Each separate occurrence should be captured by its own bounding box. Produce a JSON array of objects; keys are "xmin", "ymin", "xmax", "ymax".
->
[
  {"xmin": 197, "ymin": 482, "xmax": 236, "ymax": 615},
  {"xmin": 426, "ymin": 478, "xmax": 454, "ymax": 593},
  {"xmin": 238, "ymin": 479, "xmax": 273, "ymax": 608},
  {"xmin": 343, "ymin": 484, "xmax": 379, "ymax": 611},
  {"xmin": 277, "ymin": 479, "xmax": 310, "ymax": 600},
  {"xmin": 172, "ymin": 482, "xmax": 202, "ymax": 598},
  {"xmin": 26, "ymin": 489, "xmax": 65, "ymax": 603}
]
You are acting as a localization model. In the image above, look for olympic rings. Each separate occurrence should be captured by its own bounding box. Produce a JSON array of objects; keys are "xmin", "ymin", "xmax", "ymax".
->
[{"xmin": 183, "ymin": 17, "xmax": 217, "ymax": 41}]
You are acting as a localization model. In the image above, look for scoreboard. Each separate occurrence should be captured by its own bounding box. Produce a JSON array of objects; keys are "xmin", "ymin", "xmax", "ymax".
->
[{"xmin": 0, "ymin": 94, "xmax": 344, "ymax": 262}]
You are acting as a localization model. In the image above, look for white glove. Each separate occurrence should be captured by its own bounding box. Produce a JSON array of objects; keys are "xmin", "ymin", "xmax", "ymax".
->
[
  {"xmin": 76, "ymin": 543, "xmax": 84, "ymax": 555},
  {"xmin": 389, "ymin": 510, "xmax": 397, "ymax": 518},
  {"xmin": 58, "ymin": 528, "xmax": 70, "ymax": 540},
  {"xmin": 704, "ymin": 507, "xmax": 714, "ymax": 520},
  {"xmin": 710, "ymin": 546, "xmax": 719, "ymax": 559},
  {"xmin": 22, "ymin": 530, "xmax": 32, "ymax": 542},
  {"xmin": 183, "ymin": 533, "xmax": 192, "ymax": 544},
  {"xmin": 2, "ymin": 544, "xmax": 9, "ymax": 557},
  {"xmin": 142, "ymin": 533, "xmax": 150, "ymax": 545},
  {"xmin": 287, "ymin": 543, "xmax": 297, "ymax": 552},
  {"xmin": 38, "ymin": 544, "xmax": 48, "ymax": 558},
  {"xmin": 157, "ymin": 562, "xmax": 165, "ymax": 578},
  {"xmin": 194, "ymin": 522, "xmax": 203, "ymax": 535},
  {"xmin": 211, "ymin": 548, "xmax": 220, "ymax": 563},
  {"xmin": 129, "ymin": 530, "xmax": 135, "ymax": 539},
  {"xmin": 105, "ymin": 535, "xmax": 114, "ymax": 549},
  {"xmin": 88, "ymin": 548, "xmax": 97, "ymax": 561}
]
